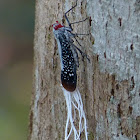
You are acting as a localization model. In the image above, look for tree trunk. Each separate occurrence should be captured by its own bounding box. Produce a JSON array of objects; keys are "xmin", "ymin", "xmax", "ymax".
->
[{"xmin": 29, "ymin": 0, "xmax": 140, "ymax": 140}]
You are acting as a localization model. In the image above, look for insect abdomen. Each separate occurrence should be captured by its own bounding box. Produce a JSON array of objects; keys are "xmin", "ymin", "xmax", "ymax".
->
[{"xmin": 61, "ymin": 70, "xmax": 77, "ymax": 92}]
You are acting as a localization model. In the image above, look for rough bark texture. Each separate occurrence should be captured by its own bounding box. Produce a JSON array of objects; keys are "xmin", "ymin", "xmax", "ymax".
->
[{"xmin": 29, "ymin": 0, "xmax": 140, "ymax": 140}]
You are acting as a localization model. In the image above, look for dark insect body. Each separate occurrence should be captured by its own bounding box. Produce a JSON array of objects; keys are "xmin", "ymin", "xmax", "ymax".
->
[
  {"xmin": 52, "ymin": 0, "xmax": 89, "ymax": 92},
  {"xmin": 52, "ymin": 22, "xmax": 78, "ymax": 92}
]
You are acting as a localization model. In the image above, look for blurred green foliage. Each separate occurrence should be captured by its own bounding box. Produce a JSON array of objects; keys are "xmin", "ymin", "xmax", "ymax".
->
[{"xmin": 0, "ymin": 0, "xmax": 34, "ymax": 139}]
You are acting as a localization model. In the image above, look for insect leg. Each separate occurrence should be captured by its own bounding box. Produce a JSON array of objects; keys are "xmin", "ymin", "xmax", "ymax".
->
[
  {"xmin": 74, "ymin": 33, "xmax": 90, "ymax": 36},
  {"xmin": 65, "ymin": 0, "xmax": 78, "ymax": 30},
  {"xmin": 70, "ymin": 17, "xmax": 89, "ymax": 25},
  {"xmin": 71, "ymin": 37, "xmax": 90, "ymax": 62}
]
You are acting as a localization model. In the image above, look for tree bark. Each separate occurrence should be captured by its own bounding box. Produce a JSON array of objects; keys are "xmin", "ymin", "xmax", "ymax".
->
[{"xmin": 29, "ymin": 0, "xmax": 140, "ymax": 140}]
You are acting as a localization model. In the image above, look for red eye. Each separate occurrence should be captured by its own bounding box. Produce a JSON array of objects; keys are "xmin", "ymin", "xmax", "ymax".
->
[{"xmin": 53, "ymin": 23, "xmax": 64, "ymax": 30}]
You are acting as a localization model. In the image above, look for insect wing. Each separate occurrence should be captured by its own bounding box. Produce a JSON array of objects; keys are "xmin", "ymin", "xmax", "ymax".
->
[{"xmin": 70, "ymin": 44, "xmax": 79, "ymax": 68}]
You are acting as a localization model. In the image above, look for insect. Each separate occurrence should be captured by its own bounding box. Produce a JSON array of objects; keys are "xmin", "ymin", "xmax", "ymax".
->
[{"xmin": 52, "ymin": 0, "xmax": 89, "ymax": 92}]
